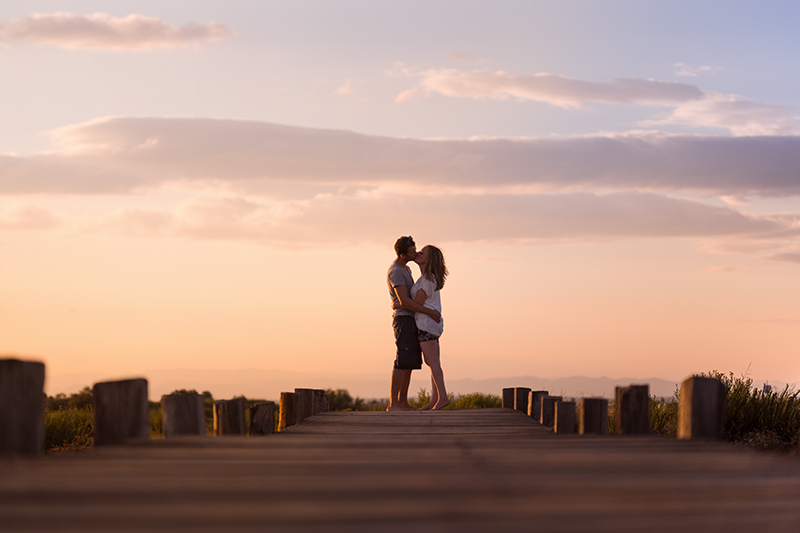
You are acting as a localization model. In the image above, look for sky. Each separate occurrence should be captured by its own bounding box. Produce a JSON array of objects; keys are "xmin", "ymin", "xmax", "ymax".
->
[{"xmin": 1, "ymin": 1, "xmax": 799, "ymax": 396}]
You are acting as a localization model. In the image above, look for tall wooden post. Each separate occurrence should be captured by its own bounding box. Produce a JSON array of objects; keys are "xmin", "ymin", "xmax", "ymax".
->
[
  {"xmin": 514, "ymin": 387, "xmax": 531, "ymax": 413},
  {"xmin": 313, "ymin": 390, "xmax": 328, "ymax": 414},
  {"xmin": 579, "ymin": 397, "xmax": 609, "ymax": 435},
  {"xmin": 250, "ymin": 401, "xmax": 276, "ymax": 436},
  {"xmin": 213, "ymin": 398, "xmax": 247, "ymax": 436},
  {"xmin": 278, "ymin": 392, "xmax": 296, "ymax": 431},
  {"xmin": 93, "ymin": 378, "xmax": 149, "ymax": 446},
  {"xmin": 527, "ymin": 390, "xmax": 549, "ymax": 420},
  {"xmin": 540, "ymin": 395, "xmax": 563, "ymax": 427},
  {"xmin": 678, "ymin": 377, "xmax": 726, "ymax": 440},
  {"xmin": 555, "ymin": 401, "xmax": 576, "ymax": 434},
  {"xmin": 161, "ymin": 393, "xmax": 205, "ymax": 437},
  {"xmin": 0, "ymin": 359, "xmax": 45, "ymax": 457},
  {"xmin": 615, "ymin": 385, "xmax": 650, "ymax": 435},
  {"xmin": 502, "ymin": 388, "xmax": 514, "ymax": 409},
  {"xmin": 294, "ymin": 388, "xmax": 314, "ymax": 422}
]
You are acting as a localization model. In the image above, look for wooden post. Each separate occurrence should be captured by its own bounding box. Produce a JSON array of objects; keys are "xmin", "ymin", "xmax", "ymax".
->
[
  {"xmin": 294, "ymin": 388, "xmax": 314, "ymax": 422},
  {"xmin": 579, "ymin": 397, "xmax": 609, "ymax": 435},
  {"xmin": 313, "ymin": 389, "xmax": 327, "ymax": 414},
  {"xmin": 249, "ymin": 401, "xmax": 276, "ymax": 436},
  {"xmin": 502, "ymin": 388, "xmax": 514, "ymax": 409},
  {"xmin": 615, "ymin": 384, "xmax": 650, "ymax": 435},
  {"xmin": 0, "ymin": 359, "xmax": 45, "ymax": 457},
  {"xmin": 514, "ymin": 387, "xmax": 531, "ymax": 413},
  {"xmin": 555, "ymin": 401, "xmax": 576, "ymax": 434},
  {"xmin": 540, "ymin": 395, "xmax": 563, "ymax": 427},
  {"xmin": 213, "ymin": 398, "xmax": 246, "ymax": 436},
  {"xmin": 278, "ymin": 392, "xmax": 296, "ymax": 431},
  {"xmin": 527, "ymin": 390, "xmax": 549, "ymax": 420},
  {"xmin": 161, "ymin": 393, "xmax": 205, "ymax": 437},
  {"xmin": 93, "ymin": 378, "xmax": 149, "ymax": 446},
  {"xmin": 678, "ymin": 377, "xmax": 726, "ymax": 440}
]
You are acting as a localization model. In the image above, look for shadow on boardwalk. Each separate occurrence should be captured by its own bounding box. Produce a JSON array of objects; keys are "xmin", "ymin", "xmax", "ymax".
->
[{"xmin": 2, "ymin": 409, "xmax": 800, "ymax": 532}]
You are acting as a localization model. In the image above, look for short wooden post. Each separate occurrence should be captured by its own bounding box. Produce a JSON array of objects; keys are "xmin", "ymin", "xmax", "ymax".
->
[
  {"xmin": 555, "ymin": 401, "xmax": 576, "ymax": 434},
  {"xmin": 161, "ymin": 393, "xmax": 205, "ymax": 437},
  {"xmin": 514, "ymin": 387, "xmax": 531, "ymax": 413},
  {"xmin": 540, "ymin": 395, "xmax": 563, "ymax": 427},
  {"xmin": 678, "ymin": 377, "xmax": 726, "ymax": 440},
  {"xmin": 579, "ymin": 397, "xmax": 609, "ymax": 435},
  {"xmin": 615, "ymin": 384, "xmax": 650, "ymax": 435},
  {"xmin": 313, "ymin": 389, "xmax": 327, "ymax": 414},
  {"xmin": 0, "ymin": 359, "xmax": 45, "ymax": 457},
  {"xmin": 213, "ymin": 398, "xmax": 246, "ymax": 436},
  {"xmin": 527, "ymin": 390, "xmax": 549, "ymax": 420},
  {"xmin": 93, "ymin": 378, "xmax": 149, "ymax": 446},
  {"xmin": 278, "ymin": 392, "xmax": 295, "ymax": 431},
  {"xmin": 294, "ymin": 388, "xmax": 314, "ymax": 422},
  {"xmin": 249, "ymin": 401, "xmax": 275, "ymax": 436},
  {"xmin": 502, "ymin": 388, "xmax": 515, "ymax": 409}
]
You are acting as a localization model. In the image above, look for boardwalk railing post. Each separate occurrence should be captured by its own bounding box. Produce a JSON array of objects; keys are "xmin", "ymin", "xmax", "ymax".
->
[
  {"xmin": 279, "ymin": 392, "xmax": 296, "ymax": 431},
  {"xmin": 528, "ymin": 390, "xmax": 549, "ymax": 420},
  {"xmin": 162, "ymin": 393, "xmax": 205, "ymax": 437},
  {"xmin": 502, "ymin": 388, "xmax": 514, "ymax": 409},
  {"xmin": 579, "ymin": 397, "xmax": 609, "ymax": 435},
  {"xmin": 294, "ymin": 388, "xmax": 314, "ymax": 422},
  {"xmin": 615, "ymin": 384, "xmax": 650, "ymax": 435},
  {"xmin": 250, "ymin": 401, "xmax": 276, "ymax": 436},
  {"xmin": 213, "ymin": 398, "xmax": 247, "ymax": 436},
  {"xmin": 313, "ymin": 389, "xmax": 328, "ymax": 414},
  {"xmin": 514, "ymin": 387, "xmax": 531, "ymax": 413},
  {"xmin": 0, "ymin": 359, "xmax": 45, "ymax": 457},
  {"xmin": 678, "ymin": 376, "xmax": 726, "ymax": 440},
  {"xmin": 93, "ymin": 378, "xmax": 149, "ymax": 446},
  {"xmin": 555, "ymin": 401, "xmax": 576, "ymax": 434},
  {"xmin": 540, "ymin": 395, "xmax": 563, "ymax": 428}
]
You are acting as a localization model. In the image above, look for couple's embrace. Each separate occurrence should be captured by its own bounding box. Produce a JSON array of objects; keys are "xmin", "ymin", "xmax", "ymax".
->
[{"xmin": 387, "ymin": 235, "xmax": 449, "ymax": 411}]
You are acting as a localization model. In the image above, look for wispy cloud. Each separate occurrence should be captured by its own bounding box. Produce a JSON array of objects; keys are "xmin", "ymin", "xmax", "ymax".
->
[
  {"xmin": 0, "ymin": 12, "xmax": 232, "ymax": 50},
  {"xmin": 0, "ymin": 204, "xmax": 59, "ymax": 230},
  {"xmin": 335, "ymin": 79, "xmax": 355, "ymax": 95},
  {"xmin": 673, "ymin": 63, "xmax": 722, "ymax": 77},
  {"xmin": 393, "ymin": 66, "xmax": 703, "ymax": 107}
]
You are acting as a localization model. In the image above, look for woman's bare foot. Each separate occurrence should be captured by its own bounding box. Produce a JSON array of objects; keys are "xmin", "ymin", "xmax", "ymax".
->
[
  {"xmin": 419, "ymin": 403, "xmax": 434, "ymax": 410},
  {"xmin": 432, "ymin": 400, "xmax": 450, "ymax": 410}
]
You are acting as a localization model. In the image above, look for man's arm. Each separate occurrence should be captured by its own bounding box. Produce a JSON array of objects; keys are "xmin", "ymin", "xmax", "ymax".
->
[{"xmin": 393, "ymin": 285, "xmax": 441, "ymax": 323}]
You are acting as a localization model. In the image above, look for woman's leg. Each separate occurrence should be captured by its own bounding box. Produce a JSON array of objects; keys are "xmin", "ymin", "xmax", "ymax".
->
[{"xmin": 420, "ymin": 340, "xmax": 449, "ymax": 409}]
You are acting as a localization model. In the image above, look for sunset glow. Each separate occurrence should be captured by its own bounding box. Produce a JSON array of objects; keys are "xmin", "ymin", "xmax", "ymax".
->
[{"xmin": 2, "ymin": 1, "xmax": 798, "ymax": 398}]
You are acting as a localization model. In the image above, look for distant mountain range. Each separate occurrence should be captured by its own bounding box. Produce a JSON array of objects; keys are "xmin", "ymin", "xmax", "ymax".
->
[{"xmin": 46, "ymin": 368, "xmax": 793, "ymax": 402}]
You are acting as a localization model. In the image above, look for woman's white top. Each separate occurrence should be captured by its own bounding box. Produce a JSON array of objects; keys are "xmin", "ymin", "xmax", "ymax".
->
[{"xmin": 410, "ymin": 274, "xmax": 443, "ymax": 337}]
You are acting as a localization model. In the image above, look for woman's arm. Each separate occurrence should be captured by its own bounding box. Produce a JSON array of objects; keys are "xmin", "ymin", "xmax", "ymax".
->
[{"xmin": 392, "ymin": 285, "xmax": 441, "ymax": 323}]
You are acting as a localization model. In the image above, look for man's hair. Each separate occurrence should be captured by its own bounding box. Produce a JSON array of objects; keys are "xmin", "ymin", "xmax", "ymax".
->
[
  {"xmin": 422, "ymin": 245, "xmax": 448, "ymax": 291},
  {"xmin": 394, "ymin": 235, "xmax": 415, "ymax": 257}
]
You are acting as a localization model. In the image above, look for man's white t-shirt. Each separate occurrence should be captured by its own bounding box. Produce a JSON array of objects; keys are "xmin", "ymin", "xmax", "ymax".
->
[{"xmin": 410, "ymin": 275, "xmax": 443, "ymax": 337}]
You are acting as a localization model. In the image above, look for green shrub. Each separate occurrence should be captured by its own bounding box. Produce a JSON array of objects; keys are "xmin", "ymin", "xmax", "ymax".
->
[{"xmin": 45, "ymin": 407, "xmax": 93, "ymax": 453}]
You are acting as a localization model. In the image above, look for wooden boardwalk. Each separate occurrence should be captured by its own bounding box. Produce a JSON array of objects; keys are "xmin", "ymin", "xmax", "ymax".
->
[{"xmin": 2, "ymin": 408, "xmax": 800, "ymax": 532}]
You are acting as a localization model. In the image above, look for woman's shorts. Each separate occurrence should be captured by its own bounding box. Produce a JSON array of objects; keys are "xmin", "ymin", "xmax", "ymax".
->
[{"xmin": 418, "ymin": 330, "xmax": 440, "ymax": 343}]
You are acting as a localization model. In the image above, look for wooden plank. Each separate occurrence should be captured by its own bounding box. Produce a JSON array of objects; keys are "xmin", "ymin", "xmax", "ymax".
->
[{"xmin": 1, "ymin": 409, "xmax": 799, "ymax": 532}]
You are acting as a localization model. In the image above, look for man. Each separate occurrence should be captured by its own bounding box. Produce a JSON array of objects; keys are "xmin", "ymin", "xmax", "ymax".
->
[{"xmin": 387, "ymin": 235, "xmax": 441, "ymax": 411}]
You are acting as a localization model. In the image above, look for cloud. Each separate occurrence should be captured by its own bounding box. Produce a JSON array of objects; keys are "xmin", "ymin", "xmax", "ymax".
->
[
  {"xmin": 5, "ymin": 117, "xmax": 799, "ymax": 198},
  {"xmin": 0, "ymin": 12, "xmax": 232, "ymax": 50},
  {"xmin": 644, "ymin": 92, "xmax": 800, "ymax": 136},
  {"xmin": 673, "ymin": 63, "xmax": 722, "ymax": 77},
  {"xmin": 335, "ymin": 79, "xmax": 355, "ymax": 95},
  {"xmin": 93, "ymin": 191, "xmax": 791, "ymax": 248},
  {"xmin": 0, "ymin": 204, "xmax": 59, "ymax": 230},
  {"xmin": 394, "ymin": 68, "xmax": 704, "ymax": 107},
  {"xmin": 764, "ymin": 251, "xmax": 800, "ymax": 264}
]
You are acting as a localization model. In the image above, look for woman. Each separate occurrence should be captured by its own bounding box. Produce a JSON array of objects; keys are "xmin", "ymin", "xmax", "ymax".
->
[{"xmin": 410, "ymin": 245, "xmax": 449, "ymax": 410}]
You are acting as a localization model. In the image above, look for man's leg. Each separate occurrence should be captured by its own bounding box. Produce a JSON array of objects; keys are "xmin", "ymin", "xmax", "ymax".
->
[{"xmin": 388, "ymin": 368, "xmax": 413, "ymax": 411}]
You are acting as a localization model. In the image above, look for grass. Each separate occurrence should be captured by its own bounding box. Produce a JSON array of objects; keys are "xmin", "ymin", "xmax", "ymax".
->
[{"xmin": 45, "ymin": 407, "xmax": 93, "ymax": 453}]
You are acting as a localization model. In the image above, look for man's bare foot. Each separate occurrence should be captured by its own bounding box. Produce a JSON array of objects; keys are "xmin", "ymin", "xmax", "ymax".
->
[
  {"xmin": 419, "ymin": 403, "xmax": 433, "ymax": 410},
  {"xmin": 387, "ymin": 403, "xmax": 415, "ymax": 411},
  {"xmin": 400, "ymin": 402, "xmax": 419, "ymax": 411},
  {"xmin": 432, "ymin": 400, "xmax": 450, "ymax": 410}
]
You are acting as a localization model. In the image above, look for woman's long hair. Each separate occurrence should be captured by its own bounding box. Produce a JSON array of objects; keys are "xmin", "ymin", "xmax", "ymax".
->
[{"xmin": 422, "ymin": 245, "xmax": 448, "ymax": 291}]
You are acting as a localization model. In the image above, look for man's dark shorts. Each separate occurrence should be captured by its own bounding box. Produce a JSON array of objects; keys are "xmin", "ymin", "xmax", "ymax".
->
[{"xmin": 392, "ymin": 315, "xmax": 422, "ymax": 370}]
